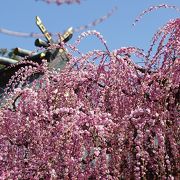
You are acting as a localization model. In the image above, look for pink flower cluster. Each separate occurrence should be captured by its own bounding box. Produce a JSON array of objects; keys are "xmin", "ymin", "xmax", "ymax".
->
[{"xmin": 0, "ymin": 7, "xmax": 179, "ymax": 180}]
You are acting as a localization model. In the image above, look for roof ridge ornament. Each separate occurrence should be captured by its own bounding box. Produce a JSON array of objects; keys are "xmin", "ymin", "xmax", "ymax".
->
[
  {"xmin": 0, "ymin": 16, "xmax": 74, "ymax": 93},
  {"xmin": 36, "ymin": 16, "xmax": 53, "ymax": 44}
]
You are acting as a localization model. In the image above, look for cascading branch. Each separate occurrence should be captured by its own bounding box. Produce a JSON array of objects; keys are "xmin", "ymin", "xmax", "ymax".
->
[
  {"xmin": 0, "ymin": 5, "xmax": 179, "ymax": 179},
  {"xmin": 0, "ymin": 6, "xmax": 117, "ymax": 38}
]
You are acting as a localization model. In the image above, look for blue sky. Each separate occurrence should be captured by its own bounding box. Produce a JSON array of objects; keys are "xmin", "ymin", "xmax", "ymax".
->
[{"xmin": 0, "ymin": 0, "xmax": 179, "ymax": 54}]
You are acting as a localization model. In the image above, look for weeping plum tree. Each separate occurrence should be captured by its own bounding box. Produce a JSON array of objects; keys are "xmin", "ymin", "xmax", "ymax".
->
[{"xmin": 0, "ymin": 4, "xmax": 179, "ymax": 180}]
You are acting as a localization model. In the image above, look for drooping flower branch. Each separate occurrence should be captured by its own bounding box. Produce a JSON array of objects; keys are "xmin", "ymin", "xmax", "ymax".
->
[
  {"xmin": 133, "ymin": 4, "xmax": 180, "ymax": 26},
  {"xmin": 36, "ymin": 0, "xmax": 82, "ymax": 5},
  {"xmin": 0, "ymin": 6, "xmax": 117, "ymax": 38}
]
